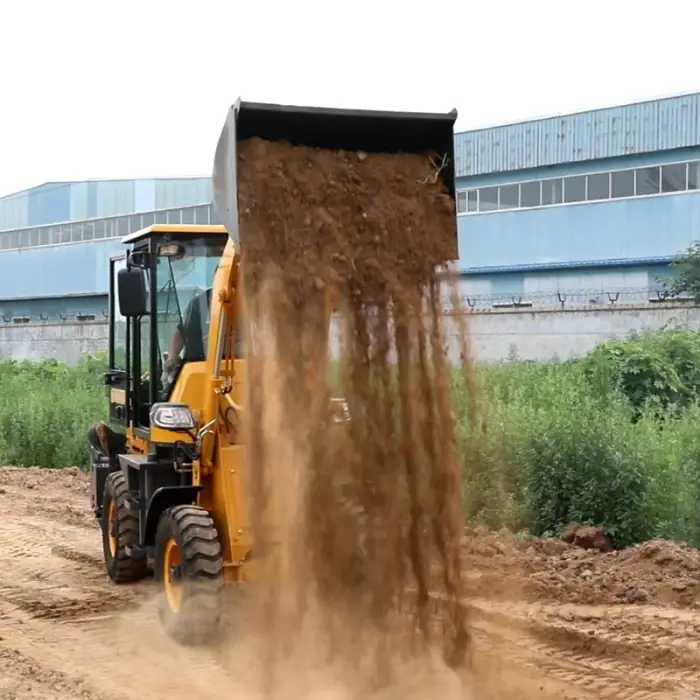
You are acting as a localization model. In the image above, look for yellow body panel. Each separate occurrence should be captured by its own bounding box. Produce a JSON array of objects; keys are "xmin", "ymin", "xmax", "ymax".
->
[{"xmin": 120, "ymin": 233, "xmax": 252, "ymax": 580}]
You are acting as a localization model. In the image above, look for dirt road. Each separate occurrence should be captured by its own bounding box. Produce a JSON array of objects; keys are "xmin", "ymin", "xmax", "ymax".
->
[{"xmin": 1, "ymin": 466, "xmax": 700, "ymax": 700}]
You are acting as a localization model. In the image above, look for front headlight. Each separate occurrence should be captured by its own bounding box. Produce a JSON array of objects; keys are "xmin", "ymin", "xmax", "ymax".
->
[
  {"xmin": 150, "ymin": 402, "xmax": 196, "ymax": 431},
  {"xmin": 329, "ymin": 397, "xmax": 351, "ymax": 423}
]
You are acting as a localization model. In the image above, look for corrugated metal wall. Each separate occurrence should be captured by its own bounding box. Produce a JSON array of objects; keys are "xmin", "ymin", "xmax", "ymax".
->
[
  {"xmin": 455, "ymin": 92, "xmax": 700, "ymax": 177},
  {"xmin": 456, "ymin": 193, "xmax": 700, "ymax": 271},
  {"xmin": 0, "ymin": 178, "xmax": 212, "ymax": 231},
  {"xmin": 0, "ymin": 238, "xmax": 122, "ymax": 299}
]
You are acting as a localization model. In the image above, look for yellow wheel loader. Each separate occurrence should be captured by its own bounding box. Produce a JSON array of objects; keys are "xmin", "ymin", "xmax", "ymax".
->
[{"xmin": 88, "ymin": 99, "xmax": 458, "ymax": 645}]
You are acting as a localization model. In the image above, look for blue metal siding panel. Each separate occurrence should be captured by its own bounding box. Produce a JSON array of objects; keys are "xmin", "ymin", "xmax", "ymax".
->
[
  {"xmin": 134, "ymin": 179, "xmax": 156, "ymax": 212},
  {"xmin": 0, "ymin": 192, "xmax": 29, "ymax": 231},
  {"xmin": 456, "ymin": 145, "xmax": 700, "ymax": 189},
  {"xmin": 96, "ymin": 181, "xmax": 135, "ymax": 219},
  {"xmin": 70, "ymin": 182, "xmax": 89, "ymax": 221},
  {"xmin": 86, "ymin": 182, "xmax": 98, "ymax": 219},
  {"xmin": 455, "ymin": 92, "xmax": 700, "ymax": 177},
  {"xmin": 0, "ymin": 239, "xmax": 123, "ymax": 299},
  {"xmin": 154, "ymin": 178, "xmax": 211, "ymax": 209},
  {"xmin": 456, "ymin": 192, "xmax": 700, "ymax": 272},
  {"xmin": 490, "ymin": 274, "xmax": 524, "ymax": 296},
  {"xmin": 27, "ymin": 185, "xmax": 71, "ymax": 226}
]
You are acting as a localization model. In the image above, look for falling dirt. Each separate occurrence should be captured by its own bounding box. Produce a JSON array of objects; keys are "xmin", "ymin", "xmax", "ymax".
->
[
  {"xmin": 237, "ymin": 138, "xmax": 470, "ymax": 697},
  {"xmin": 2, "ymin": 466, "xmax": 700, "ymax": 699}
]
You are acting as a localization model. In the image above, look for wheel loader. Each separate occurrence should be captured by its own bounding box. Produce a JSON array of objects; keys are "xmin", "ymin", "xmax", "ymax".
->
[{"xmin": 88, "ymin": 98, "xmax": 459, "ymax": 645}]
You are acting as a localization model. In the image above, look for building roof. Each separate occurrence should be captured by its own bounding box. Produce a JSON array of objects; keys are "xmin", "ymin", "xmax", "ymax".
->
[
  {"xmin": 454, "ymin": 91, "xmax": 700, "ymax": 178},
  {"xmin": 0, "ymin": 177, "xmax": 208, "ymax": 204}
]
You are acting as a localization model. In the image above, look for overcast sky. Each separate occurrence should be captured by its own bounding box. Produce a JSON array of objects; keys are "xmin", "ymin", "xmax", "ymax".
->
[{"xmin": 1, "ymin": 0, "xmax": 699, "ymax": 197}]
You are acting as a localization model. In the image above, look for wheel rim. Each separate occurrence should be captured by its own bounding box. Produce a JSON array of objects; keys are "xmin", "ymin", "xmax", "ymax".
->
[
  {"xmin": 107, "ymin": 500, "xmax": 117, "ymax": 557},
  {"xmin": 163, "ymin": 538, "xmax": 182, "ymax": 613}
]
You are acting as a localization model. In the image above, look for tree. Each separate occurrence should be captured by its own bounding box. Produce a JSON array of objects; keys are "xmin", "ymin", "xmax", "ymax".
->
[{"xmin": 661, "ymin": 241, "xmax": 700, "ymax": 301}]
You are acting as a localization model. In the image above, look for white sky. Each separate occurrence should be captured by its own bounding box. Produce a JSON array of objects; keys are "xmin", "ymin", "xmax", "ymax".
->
[{"xmin": 1, "ymin": 0, "xmax": 699, "ymax": 197}]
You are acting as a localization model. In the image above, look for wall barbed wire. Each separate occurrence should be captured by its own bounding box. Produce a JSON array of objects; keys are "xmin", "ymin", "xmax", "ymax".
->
[
  {"xmin": 441, "ymin": 285, "xmax": 695, "ymax": 312},
  {"xmin": 0, "ymin": 285, "xmax": 696, "ymax": 328}
]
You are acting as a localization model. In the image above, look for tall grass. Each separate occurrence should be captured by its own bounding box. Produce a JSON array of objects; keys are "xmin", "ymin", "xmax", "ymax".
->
[
  {"xmin": 5, "ymin": 327, "xmax": 700, "ymax": 548},
  {"xmin": 0, "ymin": 355, "xmax": 105, "ymax": 469},
  {"xmin": 458, "ymin": 329, "xmax": 700, "ymax": 548}
]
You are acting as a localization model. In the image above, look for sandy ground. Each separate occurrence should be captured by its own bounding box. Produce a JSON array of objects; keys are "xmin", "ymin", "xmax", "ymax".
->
[{"xmin": 1, "ymin": 466, "xmax": 700, "ymax": 699}]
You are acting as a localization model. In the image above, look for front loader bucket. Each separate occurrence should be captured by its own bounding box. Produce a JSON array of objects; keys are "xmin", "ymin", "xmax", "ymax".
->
[{"xmin": 212, "ymin": 99, "xmax": 459, "ymax": 251}]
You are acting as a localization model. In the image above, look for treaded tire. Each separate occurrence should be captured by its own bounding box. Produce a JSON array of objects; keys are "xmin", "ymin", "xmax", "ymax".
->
[
  {"xmin": 154, "ymin": 504, "xmax": 223, "ymax": 646},
  {"xmin": 101, "ymin": 471, "xmax": 148, "ymax": 583}
]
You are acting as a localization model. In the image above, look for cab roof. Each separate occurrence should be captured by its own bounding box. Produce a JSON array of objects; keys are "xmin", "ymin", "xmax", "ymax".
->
[{"xmin": 121, "ymin": 223, "xmax": 228, "ymax": 245}]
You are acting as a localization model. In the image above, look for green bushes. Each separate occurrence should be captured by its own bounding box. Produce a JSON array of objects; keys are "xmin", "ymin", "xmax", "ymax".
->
[
  {"xmin": 6, "ymin": 326, "xmax": 700, "ymax": 549},
  {"xmin": 459, "ymin": 329, "xmax": 700, "ymax": 549},
  {"xmin": 0, "ymin": 355, "xmax": 106, "ymax": 469}
]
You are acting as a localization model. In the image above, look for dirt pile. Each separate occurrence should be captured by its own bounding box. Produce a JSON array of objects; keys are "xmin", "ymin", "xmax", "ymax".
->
[
  {"xmin": 460, "ymin": 527, "xmax": 700, "ymax": 608},
  {"xmin": 236, "ymin": 137, "xmax": 472, "ymax": 697},
  {"xmin": 560, "ymin": 523, "xmax": 613, "ymax": 552}
]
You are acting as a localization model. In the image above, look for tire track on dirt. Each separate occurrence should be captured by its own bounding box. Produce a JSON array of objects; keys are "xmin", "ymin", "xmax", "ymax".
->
[
  {"xmin": 0, "ymin": 645, "xmax": 107, "ymax": 700},
  {"xmin": 467, "ymin": 598, "xmax": 700, "ymax": 698},
  {"xmin": 0, "ymin": 515, "xmax": 139, "ymax": 626},
  {"xmin": 3, "ymin": 465, "xmax": 700, "ymax": 699}
]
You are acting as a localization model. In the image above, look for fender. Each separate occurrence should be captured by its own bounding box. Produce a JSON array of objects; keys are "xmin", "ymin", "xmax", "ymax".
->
[{"xmin": 144, "ymin": 485, "xmax": 202, "ymax": 546}]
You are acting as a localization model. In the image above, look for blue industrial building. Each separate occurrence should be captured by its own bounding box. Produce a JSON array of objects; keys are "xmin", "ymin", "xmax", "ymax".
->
[
  {"xmin": 2, "ymin": 91, "xmax": 700, "ymax": 321},
  {"xmin": 454, "ymin": 91, "xmax": 700, "ymax": 304},
  {"xmin": 0, "ymin": 178, "xmax": 213, "ymax": 321}
]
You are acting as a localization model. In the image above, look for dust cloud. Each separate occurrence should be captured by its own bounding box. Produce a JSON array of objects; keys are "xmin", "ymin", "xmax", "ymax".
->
[{"xmin": 235, "ymin": 138, "xmax": 474, "ymax": 699}]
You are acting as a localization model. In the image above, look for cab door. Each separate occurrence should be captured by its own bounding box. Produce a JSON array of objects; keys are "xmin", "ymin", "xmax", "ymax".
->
[{"xmin": 105, "ymin": 254, "xmax": 130, "ymax": 429}]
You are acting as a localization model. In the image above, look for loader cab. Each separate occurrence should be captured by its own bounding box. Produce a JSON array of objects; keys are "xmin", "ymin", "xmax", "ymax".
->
[{"xmin": 105, "ymin": 224, "xmax": 229, "ymax": 439}]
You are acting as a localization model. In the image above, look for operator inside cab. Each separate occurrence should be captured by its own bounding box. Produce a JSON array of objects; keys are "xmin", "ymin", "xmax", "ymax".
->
[
  {"xmin": 164, "ymin": 287, "xmax": 244, "ymax": 377},
  {"xmin": 164, "ymin": 287, "xmax": 212, "ymax": 374}
]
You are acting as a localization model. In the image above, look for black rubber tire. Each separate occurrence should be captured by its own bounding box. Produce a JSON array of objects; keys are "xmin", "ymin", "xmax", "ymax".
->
[
  {"xmin": 153, "ymin": 505, "xmax": 223, "ymax": 646},
  {"xmin": 101, "ymin": 471, "xmax": 148, "ymax": 583}
]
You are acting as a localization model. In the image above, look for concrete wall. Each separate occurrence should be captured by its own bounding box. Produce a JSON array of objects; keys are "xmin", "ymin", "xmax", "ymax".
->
[
  {"xmin": 0, "ymin": 321, "xmax": 108, "ymax": 366},
  {"xmin": 4, "ymin": 303, "xmax": 700, "ymax": 366},
  {"xmin": 455, "ymin": 303, "xmax": 700, "ymax": 363}
]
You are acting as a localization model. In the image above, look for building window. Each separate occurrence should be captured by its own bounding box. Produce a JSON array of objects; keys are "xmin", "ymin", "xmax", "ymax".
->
[
  {"xmin": 636, "ymin": 167, "xmax": 660, "ymax": 196},
  {"xmin": 128, "ymin": 215, "xmax": 142, "ymax": 233},
  {"xmin": 479, "ymin": 187, "xmax": 498, "ymax": 212},
  {"xmin": 587, "ymin": 172, "xmax": 610, "ymax": 201},
  {"xmin": 181, "ymin": 207, "xmax": 196, "ymax": 225},
  {"xmin": 167, "ymin": 209, "xmax": 183, "ymax": 225},
  {"xmin": 520, "ymin": 181, "xmax": 540, "ymax": 208},
  {"xmin": 541, "ymin": 179, "xmax": 563, "ymax": 206},
  {"xmin": 498, "ymin": 184, "xmax": 518, "ymax": 210},
  {"xmin": 563, "ymin": 176, "xmax": 586, "ymax": 204},
  {"xmin": 661, "ymin": 163, "xmax": 686, "ymax": 193},
  {"xmin": 457, "ymin": 157, "xmax": 700, "ymax": 216},
  {"xmin": 456, "ymin": 191, "xmax": 467, "ymax": 214},
  {"xmin": 194, "ymin": 205, "xmax": 210, "ymax": 225},
  {"xmin": 611, "ymin": 169, "xmax": 634, "ymax": 198}
]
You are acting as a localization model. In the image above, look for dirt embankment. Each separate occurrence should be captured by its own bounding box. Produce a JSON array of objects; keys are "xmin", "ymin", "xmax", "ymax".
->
[
  {"xmin": 461, "ymin": 526, "xmax": 700, "ymax": 609},
  {"xmin": 2, "ymin": 466, "xmax": 700, "ymax": 699}
]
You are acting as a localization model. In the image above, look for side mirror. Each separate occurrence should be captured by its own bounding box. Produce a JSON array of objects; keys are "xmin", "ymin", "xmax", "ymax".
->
[{"xmin": 117, "ymin": 267, "xmax": 148, "ymax": 317}]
